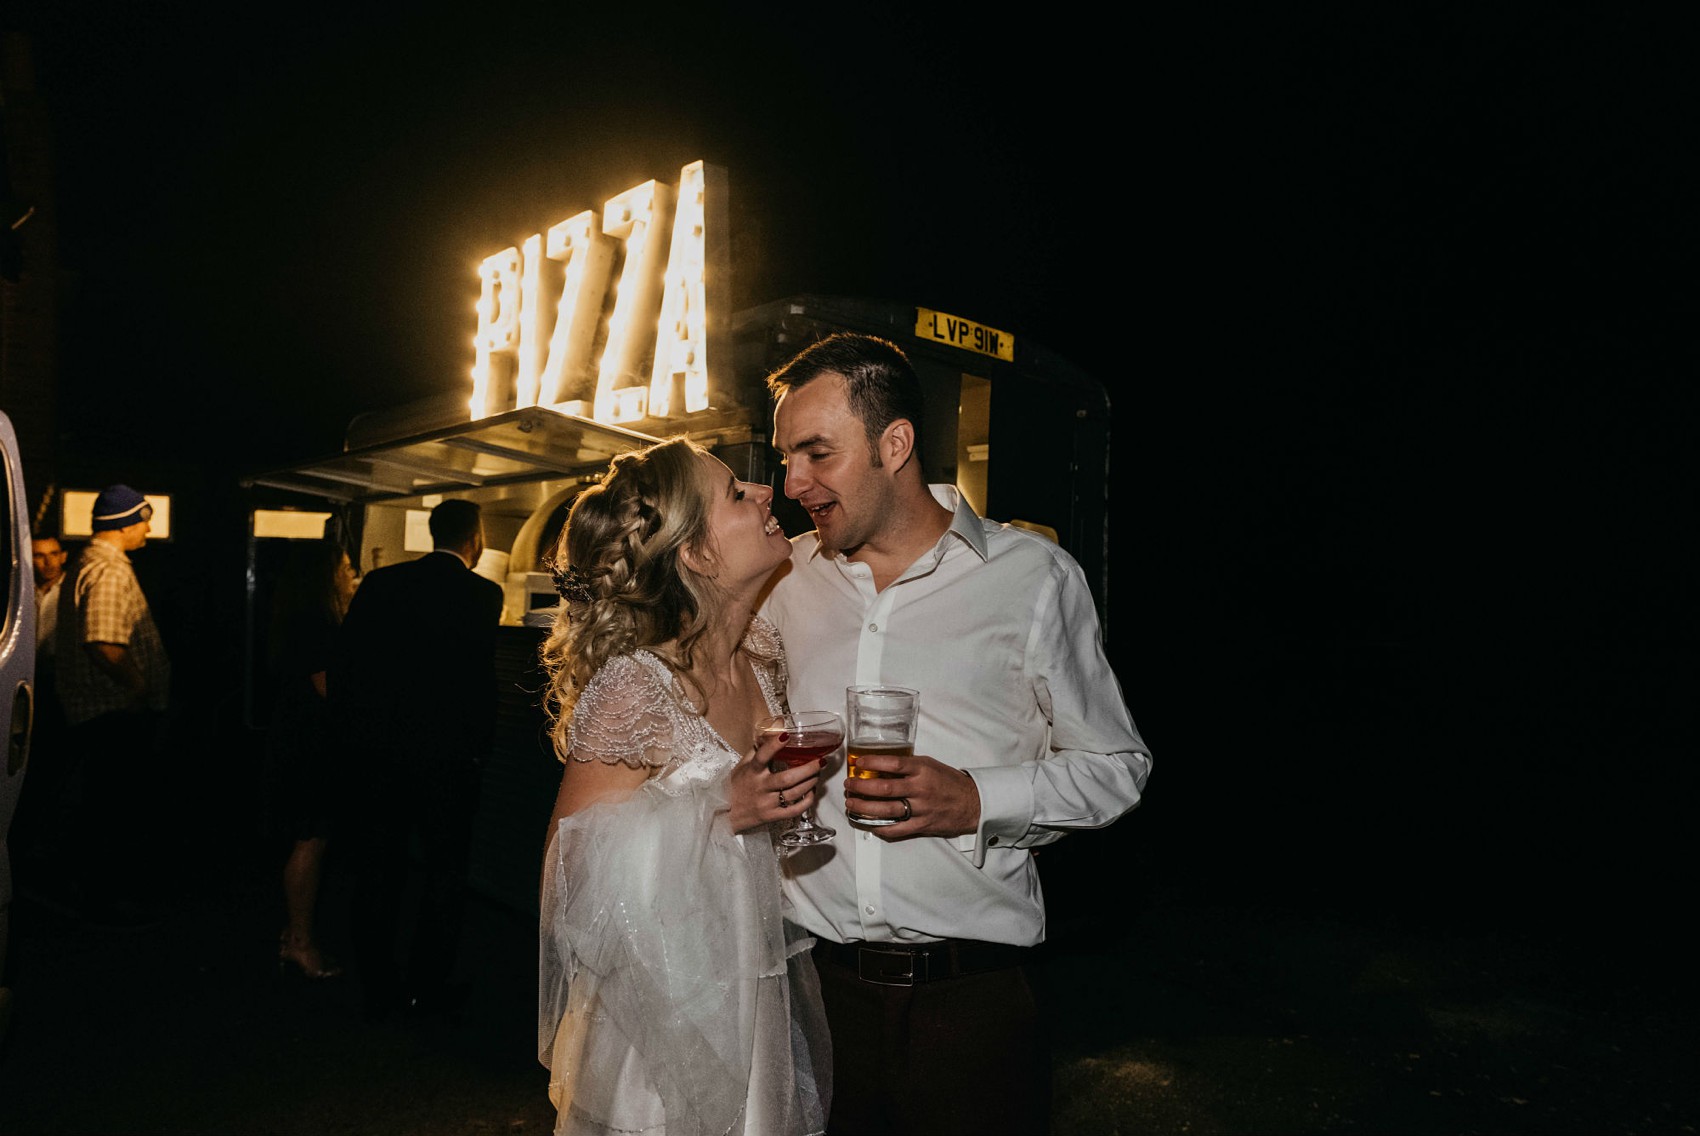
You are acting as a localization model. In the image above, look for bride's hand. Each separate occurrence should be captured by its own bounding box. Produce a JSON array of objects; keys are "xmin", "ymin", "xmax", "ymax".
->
[{"xmin": 729, "ymin": 730, "xmax": 821, "ymax": 834}]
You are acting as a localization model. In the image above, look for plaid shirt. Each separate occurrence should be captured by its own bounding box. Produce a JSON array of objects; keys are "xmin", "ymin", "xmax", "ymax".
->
[{"xmin": 55, "ymin": 539, "xmax": 171, "ymax": 725}]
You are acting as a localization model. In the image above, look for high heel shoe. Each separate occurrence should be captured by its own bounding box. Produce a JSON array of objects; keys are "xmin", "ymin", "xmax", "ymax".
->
[{"xmin": 277, "ymin": 937, "xmax": 344, "ymax": 980}]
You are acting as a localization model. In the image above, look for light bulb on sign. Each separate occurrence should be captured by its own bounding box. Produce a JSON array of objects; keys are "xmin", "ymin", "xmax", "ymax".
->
[{"xmin": 465, "ymin": 162, "xmax": 726, "ymax": 427}]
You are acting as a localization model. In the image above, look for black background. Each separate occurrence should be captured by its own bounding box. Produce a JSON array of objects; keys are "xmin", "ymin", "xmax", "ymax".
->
[{"xmin": 6, "ymin": 4, "xmax": 1692, "ymax": 964}]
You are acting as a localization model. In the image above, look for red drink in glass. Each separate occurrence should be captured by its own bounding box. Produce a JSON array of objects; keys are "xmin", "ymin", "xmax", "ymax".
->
[
  {"xmin": 770, "ymin": 730, "xmax": 841, "ymax": 770},
  {"xmin": 759, "ymin": 710, "xmax": 842, "ymax": 849}
]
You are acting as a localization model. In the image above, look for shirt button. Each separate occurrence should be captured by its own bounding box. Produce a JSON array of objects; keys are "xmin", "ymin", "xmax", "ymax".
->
[
  {"xmin": 868, "ymin": 622, "xmax": 878, "ymax": 632},
  {"xmin": 864, "ymin": 904, "xmax": 876, "ymax": 915}
]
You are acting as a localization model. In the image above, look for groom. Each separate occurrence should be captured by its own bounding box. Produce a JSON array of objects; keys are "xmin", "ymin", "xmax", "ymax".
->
[{"xmin": 760, "ymin": 333, "xmax": 1153, "ymax": 1134}]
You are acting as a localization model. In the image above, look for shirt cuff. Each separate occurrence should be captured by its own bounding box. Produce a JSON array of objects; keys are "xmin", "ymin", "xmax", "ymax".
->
[{"xmin": 954, "ymin": 765, "xmax": 1034, "ymax": 869}]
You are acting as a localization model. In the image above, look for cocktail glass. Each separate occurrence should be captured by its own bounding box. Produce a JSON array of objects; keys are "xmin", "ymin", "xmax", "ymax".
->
[{"xmin": 759, "ymin": 710, "xmax": 843, "ymax": 849}]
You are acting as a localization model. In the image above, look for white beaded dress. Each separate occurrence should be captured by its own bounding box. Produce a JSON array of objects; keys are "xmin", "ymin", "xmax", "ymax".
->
[{"xmin": 538, "ymin": 617, "xmax": 831, "ymax": 1136}]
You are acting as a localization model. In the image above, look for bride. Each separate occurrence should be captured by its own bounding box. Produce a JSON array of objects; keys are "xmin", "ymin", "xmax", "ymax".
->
[{"xmin": 537, "ymin": 437, "xmax": 831, "ymax": 1136}]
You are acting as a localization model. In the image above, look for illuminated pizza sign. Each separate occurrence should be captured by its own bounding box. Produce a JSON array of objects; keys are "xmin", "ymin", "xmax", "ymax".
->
[{"xmin": 469, "ymin": 160, "xmax": 728, "ymax": 426}]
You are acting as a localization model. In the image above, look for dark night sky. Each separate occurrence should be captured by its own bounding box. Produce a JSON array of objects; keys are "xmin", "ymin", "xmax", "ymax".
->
[{"xmin": 6, "ymin": 6, "xmax": 1693, "ymax": 940}]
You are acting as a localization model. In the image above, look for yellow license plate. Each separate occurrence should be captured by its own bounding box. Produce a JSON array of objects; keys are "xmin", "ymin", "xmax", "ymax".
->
[{"xmin": 914, "ymin": 308, "xmax": 1015, "ymax": 362}]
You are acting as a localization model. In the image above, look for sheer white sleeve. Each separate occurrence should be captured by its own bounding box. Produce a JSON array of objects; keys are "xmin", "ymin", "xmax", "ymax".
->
[
  {"xmin": 564, "ymin": 654, "xmax": 679, "ymax": 770},
  {"xmin": 539, "ymin": 648, "xmax": 830, "ymax": 1136}
]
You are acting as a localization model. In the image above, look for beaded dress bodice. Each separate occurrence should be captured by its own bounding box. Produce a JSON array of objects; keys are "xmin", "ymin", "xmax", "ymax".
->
[
  {"xmin": 539, "ymin": 612, "xmax": 830, "ymax": 1136},
  {"xmin": 564, "ymin": 616, "xmax": 788, "ymax": 792}
]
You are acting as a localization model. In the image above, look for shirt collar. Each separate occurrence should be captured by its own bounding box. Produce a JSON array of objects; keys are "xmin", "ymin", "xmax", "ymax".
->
[
  {"xmin": 807, "ymin": 483, "xmax": 989, "ymax": 565},
  {"xmin": 929, "ymin": 483, "xmax": 990, "ymax": 562}
]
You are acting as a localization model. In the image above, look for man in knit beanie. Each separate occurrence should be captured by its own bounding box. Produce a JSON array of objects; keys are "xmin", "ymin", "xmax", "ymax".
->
[{"xmin": 55, "ymin": 484, "xmax": 171, "ymax": 926}]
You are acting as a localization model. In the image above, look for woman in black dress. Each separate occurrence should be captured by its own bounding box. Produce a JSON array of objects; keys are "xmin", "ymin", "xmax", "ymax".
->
[{"xmin": 266, "ymin": 537, "xmax": 358, "ymax": 979}]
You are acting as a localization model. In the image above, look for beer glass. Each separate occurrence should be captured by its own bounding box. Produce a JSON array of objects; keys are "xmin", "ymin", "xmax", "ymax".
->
[
  {"xmin": 844, "ymin": 685, "xmax": 919, "ymax": 827},
  {"xmin": 759, "ymin": 710, "xmax": 842, "ymax": 849}
]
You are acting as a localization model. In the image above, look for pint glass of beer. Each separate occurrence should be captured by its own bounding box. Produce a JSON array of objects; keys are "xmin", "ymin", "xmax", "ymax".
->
[{"xmin": 844, "ymin": 685, "xmax": 918, "ymax": 827}]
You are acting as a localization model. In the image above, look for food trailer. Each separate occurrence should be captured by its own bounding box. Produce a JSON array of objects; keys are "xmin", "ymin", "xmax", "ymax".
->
[{"xmin": 241, "ymin": 161, "xmax": 1116, "ymax": 911}]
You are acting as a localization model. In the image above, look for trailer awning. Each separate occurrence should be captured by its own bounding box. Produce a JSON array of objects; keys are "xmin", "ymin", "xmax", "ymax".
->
[{"xmin": 242, "ymin": 406, "xmax": 664, "ymax": 506}]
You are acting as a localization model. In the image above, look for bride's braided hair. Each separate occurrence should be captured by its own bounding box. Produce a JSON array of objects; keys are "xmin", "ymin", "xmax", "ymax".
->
[{"xmin": 540, "ymin": 437, "xmax": 718, "ymax": 755}]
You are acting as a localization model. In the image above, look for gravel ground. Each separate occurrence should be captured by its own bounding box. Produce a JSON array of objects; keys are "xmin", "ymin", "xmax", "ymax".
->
[{"xmin": 2, "ymin": 829, "xmax": 1692, "ymax": 1136}]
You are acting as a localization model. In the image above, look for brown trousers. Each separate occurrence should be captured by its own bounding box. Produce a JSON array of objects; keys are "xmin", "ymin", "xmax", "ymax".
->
[{"xmin": 814, "ymin": 949, "xmax": 1052, "ymax": 1136}]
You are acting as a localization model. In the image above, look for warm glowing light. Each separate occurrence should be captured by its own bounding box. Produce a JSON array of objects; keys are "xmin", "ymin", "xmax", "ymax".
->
[
  {"xmin": 472, "ymin": 247, "xmax": 523, "ymax": 417},
  {"xmin": 593, "ymin": 179, "xmax": 670, "ymax": 422},
  {"xmin": 516, "ymin": 233, "xmax": 546, "ymax": 409},
  {"xmin": 649, "ymin": 161, "xmax": 712, "ymax": 418},
  {"xmin": 538, "ymin": 211, "xmax": 614, "ymax": 407},
  {"xmin": 606, "ymin": 386, "xmax": 649, "ymax": 423},
  {"xmin": 253, "ymin": 510, "xmax": 333, "ymax": 540},
  {"xmin": 465, "ymin": 162, "xmax": 725, "ymax": 427}
]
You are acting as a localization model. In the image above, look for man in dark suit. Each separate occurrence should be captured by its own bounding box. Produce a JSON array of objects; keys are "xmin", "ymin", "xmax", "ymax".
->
[{"xmin": 329, "ymin": 499, "xmax": 504, "ymax": 1021}]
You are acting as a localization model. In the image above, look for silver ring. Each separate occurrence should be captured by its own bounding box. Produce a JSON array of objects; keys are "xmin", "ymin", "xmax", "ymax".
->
[
  {"xmin": 777, "ymin": 789, "xmax": 790, "ymax": 808},
  {"xmin": 898, "ymin": 797, "xmax": 913, "ymax": 821}
]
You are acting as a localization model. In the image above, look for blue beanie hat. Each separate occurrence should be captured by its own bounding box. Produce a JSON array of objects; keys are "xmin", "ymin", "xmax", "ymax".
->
[{"xmin": 91, "ymin": 484, "xmax": 152, "ymax": 532}]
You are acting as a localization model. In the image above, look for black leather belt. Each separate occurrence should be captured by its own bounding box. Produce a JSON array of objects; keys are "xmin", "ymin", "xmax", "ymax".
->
[{"xmin": 812, "ymin": 938, "xmax": 1032, "ymax": 986}]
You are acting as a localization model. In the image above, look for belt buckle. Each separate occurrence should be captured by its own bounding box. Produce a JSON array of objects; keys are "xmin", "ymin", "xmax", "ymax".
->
[{"xmin": 857, "ymin": 945, "xmax": 929, "ymax": 986}]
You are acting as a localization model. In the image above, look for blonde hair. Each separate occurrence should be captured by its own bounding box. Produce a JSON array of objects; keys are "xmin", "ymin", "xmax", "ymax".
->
[{"xmin": 539, "ymin": 437, "xmax": 720, "ymax": 757}]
